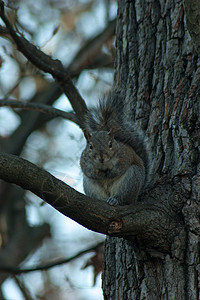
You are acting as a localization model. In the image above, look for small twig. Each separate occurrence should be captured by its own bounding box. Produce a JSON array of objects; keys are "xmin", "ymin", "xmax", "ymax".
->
[
  {"xmin": 13, "ymin": 276, "xmax": 34, "ymax": 300},
  {"xmin": 0, "ymin": 242, "xmax": 104, "ymax": 275},
  {"xmin": 0, "ymin": 99, "xmax": 79, "ymax": 125},
  {"xmin": 0, "ymin": 1, "xmax": 88, "ymax": 128}
]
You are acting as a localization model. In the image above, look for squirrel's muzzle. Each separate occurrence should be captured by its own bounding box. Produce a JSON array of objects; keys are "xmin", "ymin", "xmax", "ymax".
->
[{"xmin": 99, "ymin": 153, "xmax": 105, "ymax": 163}]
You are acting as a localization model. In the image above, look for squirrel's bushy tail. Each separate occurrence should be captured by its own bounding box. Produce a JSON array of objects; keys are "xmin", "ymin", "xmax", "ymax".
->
[{"xmin": 84, "ymin": 91, "xmax": 124, "ymax": 132}]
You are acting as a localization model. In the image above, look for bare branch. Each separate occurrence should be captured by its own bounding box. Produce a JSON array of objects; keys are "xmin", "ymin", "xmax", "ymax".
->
[
  {"xmin": 0, "ymin": 1, "xmax": 88, "ymax": 128},
  {"xmin": 13, "ymin": 276, "xmax": 33, "ymax": 300},
  {"xmin": 0, "ymin": 242, "xmax": 104, "ymax": 274},
  {"xmin": 69, "ymin": 19, "xmax": 116, "ymax": 73},
  {"xmin": 0, "ymin": 222, "xmax": 50, "ymax": 285},
  {"xmin": 0, "ymin": 99, "xmax": 79, "ymax": 126},
  {"xmin": 0, "ymin": 153, "xmax": 182, "ymax": 252}
]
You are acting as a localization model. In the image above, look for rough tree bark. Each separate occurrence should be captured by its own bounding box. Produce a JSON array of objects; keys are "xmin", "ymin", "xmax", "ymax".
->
[{"xmin": 103, "ymin": 1, "xmax": 199, "ymax": 299}]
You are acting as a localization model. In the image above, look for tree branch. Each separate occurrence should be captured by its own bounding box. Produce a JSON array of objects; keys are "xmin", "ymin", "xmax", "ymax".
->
[
  {"xmin": 0, "ymin": 1, "xmax": 88, "ymax": 128},
  {"xmin": 0, "ymin": 99, "xmax": 79, "ymax": 126},
  {"xmin": 0, "ymin": 242, "xmax": 104, "ymax": 274},
  {"xmin": 69, "ymin": 18, "xmax": 116, "ymax": 73},
  {"xmin": 0, "ymin": 222, "xmax": 50, "ymax": 285},
  {"xmin": 13, "ymin": 276, "xmax": 33, "ymax": 300},
  {"xmin": 0, "ymin": 153, "xmax": 182, "ymax": 252}
]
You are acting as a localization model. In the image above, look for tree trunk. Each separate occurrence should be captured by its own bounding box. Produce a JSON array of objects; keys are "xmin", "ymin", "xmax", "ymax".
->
[{"xmin": 102, "ymin": 1, "xmax": 200, "ymax": 299}]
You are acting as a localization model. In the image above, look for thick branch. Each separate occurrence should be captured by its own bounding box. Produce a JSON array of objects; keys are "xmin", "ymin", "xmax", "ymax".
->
[
  {"xmin": 184, "ymin": 0, "xmax": 200, "ymax": 55},
  {"xmin": 0, "ymin": 153, "xmax": 182, "ymax": 252},
  {"xmin": 0, "ymin": 1, "xmax": 87, "ymax": 127},
  {"xmin": 0, "ymin": 99, "xmax": 79, "ymax": 125}
]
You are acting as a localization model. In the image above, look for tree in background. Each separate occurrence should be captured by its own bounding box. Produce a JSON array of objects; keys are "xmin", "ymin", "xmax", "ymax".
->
[
  {"xmin": 0, "ymin": 0, "xmax": 116, "ymax": 298},
  {"xmin": 0, "ymin": 0, "xmax": 200, "ymax": 299}
]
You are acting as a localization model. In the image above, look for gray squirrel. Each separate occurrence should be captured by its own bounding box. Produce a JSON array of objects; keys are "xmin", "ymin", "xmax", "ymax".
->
[{"xmin": 80, "ymin": 92, "xmax": 149, "ymax": 206}]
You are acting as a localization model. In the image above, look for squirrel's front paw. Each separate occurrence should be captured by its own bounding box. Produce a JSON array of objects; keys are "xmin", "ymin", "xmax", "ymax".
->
[{"xmin": 107, "ymin": 197, "xmax": 119, "ymax": 206}]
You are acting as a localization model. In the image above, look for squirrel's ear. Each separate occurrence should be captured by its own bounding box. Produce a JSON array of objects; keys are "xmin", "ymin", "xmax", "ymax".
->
[{"xmin": 83, "ymin": 129, "xmax": 91, "ymax": 142}]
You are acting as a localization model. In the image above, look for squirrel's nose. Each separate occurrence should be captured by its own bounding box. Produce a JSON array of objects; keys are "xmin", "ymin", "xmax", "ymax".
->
[{"xmin": 99, "ymin": 153, "xmax": 104, "ymax": 163}]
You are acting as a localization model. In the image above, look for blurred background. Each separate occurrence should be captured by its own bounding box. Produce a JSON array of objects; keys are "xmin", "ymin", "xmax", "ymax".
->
[{"xmin": 0, "ymin": 0, "xmax": 117, "ymax": 299}]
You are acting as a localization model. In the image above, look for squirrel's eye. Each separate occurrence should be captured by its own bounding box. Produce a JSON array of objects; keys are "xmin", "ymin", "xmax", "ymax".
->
[
  {"xmin": 89, "ymin": 143, "xmax": 93, "ymax": 150},
  {"xmin": 108, "ymin": 141, "xmax": 112, "ymax": 149}
]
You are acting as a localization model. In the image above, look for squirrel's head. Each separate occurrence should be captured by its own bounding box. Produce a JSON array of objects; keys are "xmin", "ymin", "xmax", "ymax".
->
[{"xmin": 83, "ymin": 129, "xmax": 119, "ymax": 164}]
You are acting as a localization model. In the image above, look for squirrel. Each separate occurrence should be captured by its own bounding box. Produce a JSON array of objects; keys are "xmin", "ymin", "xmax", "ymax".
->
[{"xmin": 80, "ymin": 91, "xmax": 149, "ymax": 206}]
